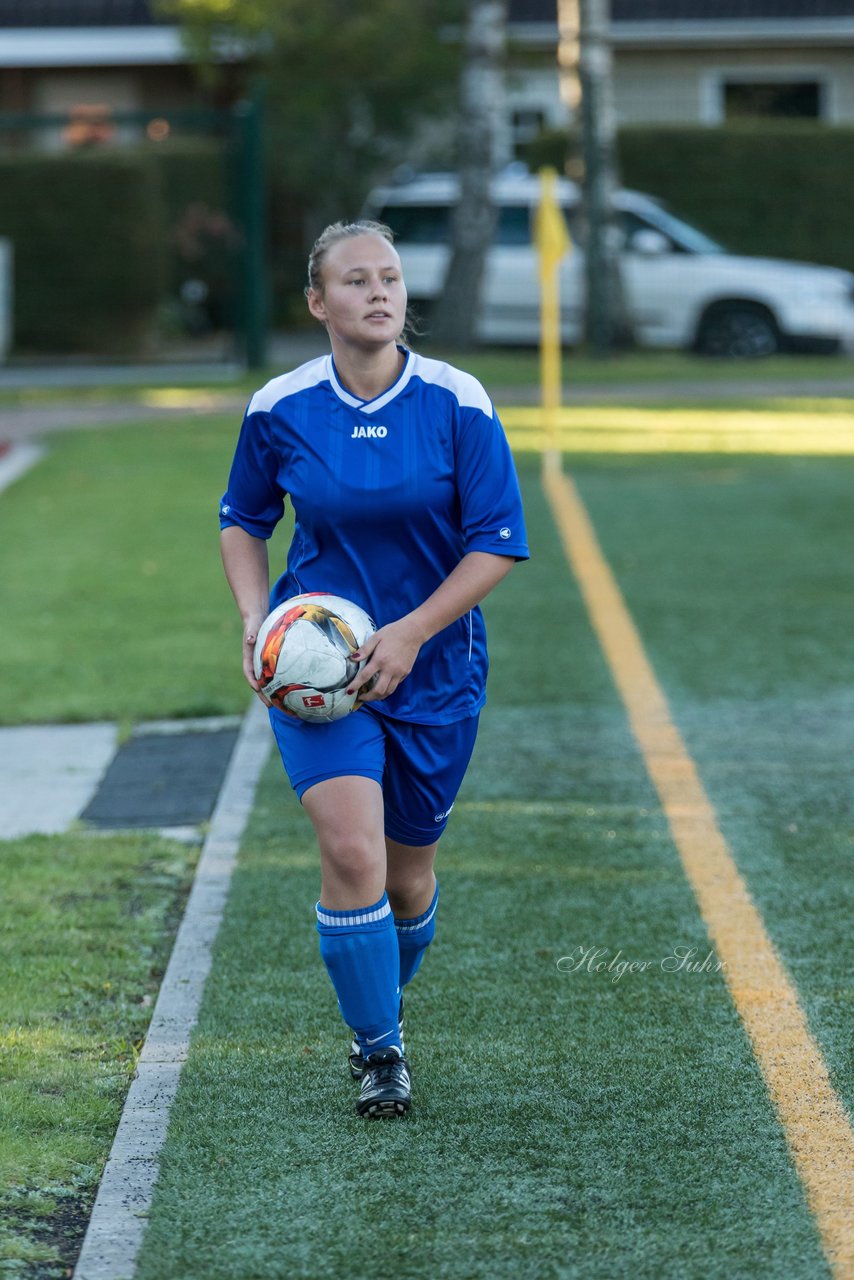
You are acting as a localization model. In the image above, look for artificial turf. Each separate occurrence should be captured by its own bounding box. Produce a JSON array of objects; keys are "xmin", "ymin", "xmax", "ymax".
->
[
  {"xmin": 568, "ymin": 453, "xmax": 854, "ymax": 1123},
  {"xmin": 132, "ymin": 453, "xmax": 848, "ymax": 1279}
]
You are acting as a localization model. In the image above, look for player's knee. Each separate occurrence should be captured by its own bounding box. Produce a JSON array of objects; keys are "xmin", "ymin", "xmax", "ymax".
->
[
  {"xmin": 386, "ymin": 872, "xmax": 435, "ymax": 919},
  {"xmin": 320, "ymin": 829, "xmax": 383, "ymax": 888}
]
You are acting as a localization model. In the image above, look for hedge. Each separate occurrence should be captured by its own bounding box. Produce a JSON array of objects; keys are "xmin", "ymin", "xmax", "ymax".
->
[
  {"xmin": 149, "ymin": 138, "xmax": 240, "ymax": 331},
  {"xmin": 521, "ymin": 123, "xmax": 854, "ymax": 275},
  {"xmin": 0, "ymin": 139, "xmax": 244, "ymax": 354},
  {"xmin": 0, "ymin": 150, "xmax": 169, "ymax": 354},
  {"xmin": 618, "ymin": 123, "xmax": 854, "ymax": 274}
]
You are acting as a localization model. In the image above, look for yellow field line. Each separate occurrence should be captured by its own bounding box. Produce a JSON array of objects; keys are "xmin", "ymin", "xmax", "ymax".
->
[{"xmin": 541, "ymin": 448, "xmax": 854, "ymax": 1278}]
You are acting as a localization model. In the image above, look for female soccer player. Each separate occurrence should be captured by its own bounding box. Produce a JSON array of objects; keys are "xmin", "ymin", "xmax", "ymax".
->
[{"xmin": 220, "ymin": 220, "xmax": 528, "ymax": 1117}]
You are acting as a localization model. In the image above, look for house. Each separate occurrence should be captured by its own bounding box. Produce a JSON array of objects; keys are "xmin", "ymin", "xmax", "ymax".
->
[
  {"xmin": 3, "ymin": 0, "xmax": 853, "ymax": 156},
  {"xmin": 506, "ymin": 0, "xmax": 854, "ymax": 157},
  {"xmin": 0, "ymin": 0, "xmax": 232, "ymax": 148}
]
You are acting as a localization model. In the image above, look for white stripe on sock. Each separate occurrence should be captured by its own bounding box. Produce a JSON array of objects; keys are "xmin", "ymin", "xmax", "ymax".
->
[
  {"xmin": 316, "ymin": 899, "xmax": 392, "ymax": 928},
  {"xmin": 394, "ymin": 896, "xmax": 438, "ymax": 934}
]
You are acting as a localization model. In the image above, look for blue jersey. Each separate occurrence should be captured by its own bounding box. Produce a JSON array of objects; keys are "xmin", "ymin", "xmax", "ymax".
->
[{"xmin": 220, "ymin": 347, "xmax": 529, "ymax": 724}]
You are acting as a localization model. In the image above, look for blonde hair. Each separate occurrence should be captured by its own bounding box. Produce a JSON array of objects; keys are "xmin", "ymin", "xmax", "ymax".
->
[{"xmin": 305, "ymin": 220, "xmax": 395, "ymax": 297}]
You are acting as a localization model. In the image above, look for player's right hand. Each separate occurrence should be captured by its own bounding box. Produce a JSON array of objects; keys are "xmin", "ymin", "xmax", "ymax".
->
[{"xmin": 242, "ymin": 615, "xmax": 272, "ymax": 707}]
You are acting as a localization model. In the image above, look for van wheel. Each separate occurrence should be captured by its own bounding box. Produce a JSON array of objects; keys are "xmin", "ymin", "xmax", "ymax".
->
[{"xmin": 696, "ymin": 303, "xmax": 780, "ymax": 358}]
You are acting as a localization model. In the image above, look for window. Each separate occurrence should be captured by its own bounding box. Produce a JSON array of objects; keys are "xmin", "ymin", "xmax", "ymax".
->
[
  {"xmin": 495, "ymin": 204, "xmax": 579, "ymax": 247},
  {"xmin": 511, "ymin": 108, "xmax": 547, "ymax": 149},
  {"xmin": 380, "ymin": 205, "xmax": 451, "ymax": 244},
  {"xmin": 494, "ymin": 205, "xmax": 531, "ymax": 245},
  {"xmin": 380, "ymin": 200, "xmax": 577, "ymax": 248},
  {"xmin": 380, "ymin": 203, "xmax": 533, "ymax": 246},
  {"xmin": 724, "ymin": 80, "xmax": 822, "ymax": 120},
  {"xmin": 621, "ymin": 207, "xmax": 724, "ymax": 255}
]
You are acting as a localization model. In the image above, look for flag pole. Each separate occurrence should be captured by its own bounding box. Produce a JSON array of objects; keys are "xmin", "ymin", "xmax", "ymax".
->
[{"xmin": 534, "ymin": 166, "xmax": 571, "ymax": 459}]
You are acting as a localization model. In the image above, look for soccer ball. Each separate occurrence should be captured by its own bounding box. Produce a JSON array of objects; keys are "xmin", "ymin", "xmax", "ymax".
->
[{"xmin": 253, "ymin": 592, "xmax": 376, "ymax": 722}]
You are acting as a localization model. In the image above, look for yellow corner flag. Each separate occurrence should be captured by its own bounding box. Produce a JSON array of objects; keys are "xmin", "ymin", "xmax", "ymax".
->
[
  {"xmin": 534, "ymin": 167, "xmax": 571, "ymax": 446},
  {"xmin": 534, "ymin": 165, "xmax": 571, "ymax": 280}
]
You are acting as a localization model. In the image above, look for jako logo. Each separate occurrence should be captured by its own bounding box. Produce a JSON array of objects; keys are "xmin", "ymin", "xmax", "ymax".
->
[
  {"xmin": 433, "ymin": 804, "xmax": 455, "ymax": 823},
  {"xmin": 350, "ymin": 424, "xmax": 388, "ymax": 439}
]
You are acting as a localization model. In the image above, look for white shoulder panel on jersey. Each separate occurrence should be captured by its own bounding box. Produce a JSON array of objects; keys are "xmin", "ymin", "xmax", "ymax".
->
[
  {"xmin": 410, "ymin": 354, "xmax": 494, "ymax": 418},
  {"xmin": 247, "ymin": 355, "xmax": 332, "ymax": 415}
]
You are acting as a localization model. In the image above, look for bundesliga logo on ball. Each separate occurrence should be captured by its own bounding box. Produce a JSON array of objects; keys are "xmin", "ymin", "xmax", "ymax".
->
[{"xmin": 253, "ymin": 593, "xmax": 376, "ymax": 722}]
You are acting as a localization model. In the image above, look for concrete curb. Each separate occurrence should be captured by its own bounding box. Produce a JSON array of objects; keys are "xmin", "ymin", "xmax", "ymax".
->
[
  {"xmin": 73, "ymin": 699, "xmax": 271, "ymax": 1280},
  {"xmin": 0, "ymin": 441, "xmax": 45, "ymax": 493}
]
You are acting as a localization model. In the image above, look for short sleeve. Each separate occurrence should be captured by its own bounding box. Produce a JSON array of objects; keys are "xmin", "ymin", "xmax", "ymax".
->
[
  {"xmin": 219, "ymin": 408, "xmax": 286, "ymax": 540},
  {"xmin": 454, "ymin": 403, "xmax": 529, "ymax": 561}
]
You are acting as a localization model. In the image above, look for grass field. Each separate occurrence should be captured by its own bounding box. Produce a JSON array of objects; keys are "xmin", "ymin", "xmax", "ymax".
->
[
  {"xmin": 0, "ymin": 833, "xmax": 198, "ymax": 1275},
  {"xmin": 135, "ymin": 451, "xmax": 851, "ymax": 1278},
  {"xmin": 0, "ymin": 414, "xmax": 292, "ymax": 726},
  {"xmin": 1, "ymin": 398, "xmax": 853, "ymax": 1277}
]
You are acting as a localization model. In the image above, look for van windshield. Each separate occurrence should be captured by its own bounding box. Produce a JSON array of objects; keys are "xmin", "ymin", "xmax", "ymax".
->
[
  {"xmin": 380, "ymin": 204, "xmax": 451, "ymax": 243},
  {"xmin": 377, "ymin": 202, "xmax": 574, "ymax": 247},
  {"xmin": 644, "ymin": 205, "xmax": 725, "ymax": 254},
  {"xmin": 380, "ymin": 203, "xmax": 531, "ymax": 245}
]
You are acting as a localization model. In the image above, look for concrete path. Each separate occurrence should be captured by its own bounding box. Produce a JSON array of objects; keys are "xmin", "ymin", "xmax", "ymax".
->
[
  {"xmin": 0, "ymin": 723, "xmax": 118, "ymax": 839},
  {"xmin": 0, "ymin": 395, "xmax": 247, "ymax": 444},
  {"xmin": 0, "ymin": 361, "xmax": 244, "ymax": 391},
  {"xmin": 0, "ymin": 332, "xmax": 326, "ymax": 393}
]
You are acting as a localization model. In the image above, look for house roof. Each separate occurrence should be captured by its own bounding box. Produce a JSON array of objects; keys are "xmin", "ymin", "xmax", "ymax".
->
[
  {"xmin": 0, "ymin": 0, "xmax": 167, "ymax": 24},
  {"xmin": 5, "ymin": 0, "xmax": 853, "ymax": 27},
  {"xmin": 611, "ymin": 0, "xmax": 854, "ymax": 15},
  {"xmin": 508, "ymin": 0, "xmax": 854, "ymax": 18}
]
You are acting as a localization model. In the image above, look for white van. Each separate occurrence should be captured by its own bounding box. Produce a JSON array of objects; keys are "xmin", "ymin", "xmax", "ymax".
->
[{"xmin": 365, "ymin": 169, "xmax": 854, "ymax": 357}]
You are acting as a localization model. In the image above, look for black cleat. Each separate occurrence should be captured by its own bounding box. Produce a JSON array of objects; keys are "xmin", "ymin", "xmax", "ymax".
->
[
  {"xmin": 349, "ymin": 995, "xmax": 405, "ymax": 1081},
  {"xmin": 356, "ymin": 1047, "xmax": 411, "ymax": 1118}
]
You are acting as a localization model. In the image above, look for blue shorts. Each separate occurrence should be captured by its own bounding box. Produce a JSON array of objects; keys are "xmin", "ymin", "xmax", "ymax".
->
[{"xmin": 268, "ymin": 705, "xmax": 479, "ymax": 847}]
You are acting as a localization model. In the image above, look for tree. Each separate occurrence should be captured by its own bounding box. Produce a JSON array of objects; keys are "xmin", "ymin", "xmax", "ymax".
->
[
  {"xmin": 428, "ymin": 0, "xmax": 508, "ymax": 349},
  {"xmin": 559, "ymin": 0, "xmax": 632, "ymax": 354},
  {"xmin": 162, "ymin": 0, "xmax": 463, "ymax": 227}
]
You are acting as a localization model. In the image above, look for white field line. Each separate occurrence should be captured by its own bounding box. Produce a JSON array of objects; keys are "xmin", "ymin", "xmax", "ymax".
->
[{"xmin": 73, "ymin": 699, "xmax": 271, "ymax": 1280}]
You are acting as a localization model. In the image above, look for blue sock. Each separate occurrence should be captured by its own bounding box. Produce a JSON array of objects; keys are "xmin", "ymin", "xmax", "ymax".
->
[
  {"xmin": 395, "ymin": 881, "xmax": 439, "ymax": 988},
  {"xmin": 315, "ymin": 893, "xmax": 401, "ymax": 1055}
]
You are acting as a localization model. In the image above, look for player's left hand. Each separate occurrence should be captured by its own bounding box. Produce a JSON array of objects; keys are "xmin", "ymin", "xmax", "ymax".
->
[{"xmin": 347, "ymin": 616, "xmax": 426, "ymax": 704}]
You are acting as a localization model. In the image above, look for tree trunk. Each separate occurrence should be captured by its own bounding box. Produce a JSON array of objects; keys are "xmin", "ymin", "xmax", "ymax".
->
[
  {"xmin": 573, "ymin": 0, "xmax": 633, "ymax": 354},
  {"xmin": 428, "ymin": 0, "xmax": 507, "ymax": 349}
]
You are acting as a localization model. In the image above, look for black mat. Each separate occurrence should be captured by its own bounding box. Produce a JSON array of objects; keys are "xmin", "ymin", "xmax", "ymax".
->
[{"xmin": 81, "ymin": 727, "xmax": 239, "ymax": 828}]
